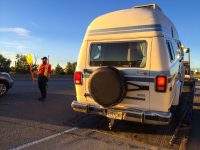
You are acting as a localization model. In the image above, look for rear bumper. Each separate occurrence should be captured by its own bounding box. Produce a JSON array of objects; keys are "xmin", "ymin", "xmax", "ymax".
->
[{"xmin": 71, "ymin": 101, "xmax": 172, "ymax": 125}]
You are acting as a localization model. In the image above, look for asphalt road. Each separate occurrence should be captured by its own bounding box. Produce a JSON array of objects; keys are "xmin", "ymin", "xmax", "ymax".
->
[
  {"xmin": 188, "ymin": 82, "xmax": 200, "ymax": 150},
  {"xmin": 0, "ymin": 78, "xmax": 199, "ymax": 150}
]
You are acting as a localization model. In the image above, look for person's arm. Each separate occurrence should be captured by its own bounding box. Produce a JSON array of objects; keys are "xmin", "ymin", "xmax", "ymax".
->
[{"xmin": 31, "ymin": 69, "xmax": 38, "ymax": 75}]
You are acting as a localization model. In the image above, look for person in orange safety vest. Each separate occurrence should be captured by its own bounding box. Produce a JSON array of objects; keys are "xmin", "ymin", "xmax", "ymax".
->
[{"xmin": 36, "ymin": 57, "xmax": 51, "ymax": 101}]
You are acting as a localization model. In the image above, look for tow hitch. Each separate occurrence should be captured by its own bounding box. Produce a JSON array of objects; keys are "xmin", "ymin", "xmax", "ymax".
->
[{"xmin": 108, "ymin": 119, "xmax": 115, "ymax": 130}]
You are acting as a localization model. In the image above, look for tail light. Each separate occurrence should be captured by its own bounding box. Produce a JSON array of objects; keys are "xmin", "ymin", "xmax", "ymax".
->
[
  {"xmin": 155, "ymin": 76, "xmax": 167, "ymax": 92},
  {"xmin": 74, "ymin": 72, "xmax": 82, "ymax": 84}
]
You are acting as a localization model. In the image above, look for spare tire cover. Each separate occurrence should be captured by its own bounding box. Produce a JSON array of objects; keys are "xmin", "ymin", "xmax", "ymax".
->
[{"xmin": 88, "ymin": 67, "xmax": 127, "ymax": 107}]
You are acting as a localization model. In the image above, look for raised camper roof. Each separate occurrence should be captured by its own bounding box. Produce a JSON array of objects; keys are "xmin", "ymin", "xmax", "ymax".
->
[{"xmin": 85, "ymin": 4, "xmax": 178, "ymax": 40}]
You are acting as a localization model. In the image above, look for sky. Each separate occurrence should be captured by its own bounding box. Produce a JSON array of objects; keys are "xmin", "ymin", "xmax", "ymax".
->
[{"xmin": 0, "ymin": 0, "xmax": 200, "ymax": 68}]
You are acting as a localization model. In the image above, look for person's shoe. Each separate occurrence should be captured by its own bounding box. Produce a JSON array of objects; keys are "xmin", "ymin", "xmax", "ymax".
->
[
  {"xmin": 38, "ymin": 97, "xmax": 45, "ymax": 101},
  {"xmin": 41, "ymin": 97, "xmax": 46, "ymax": 101}
]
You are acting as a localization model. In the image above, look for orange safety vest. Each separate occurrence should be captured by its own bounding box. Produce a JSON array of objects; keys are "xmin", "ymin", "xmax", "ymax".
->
[{"xmin": 38, "ymin": 63, "xmax": 51, "ymax": 77}]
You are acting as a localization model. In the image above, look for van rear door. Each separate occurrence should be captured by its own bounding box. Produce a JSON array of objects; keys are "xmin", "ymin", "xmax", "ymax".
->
[{"xmin": 84, "ymin": 38, "xmax": 152, "ymax": 111}]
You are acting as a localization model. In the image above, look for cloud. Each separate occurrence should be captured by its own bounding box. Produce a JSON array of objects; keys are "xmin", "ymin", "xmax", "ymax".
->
[
  {"xmin": 0, "ymin": 41, "xmax": 27, "ymax": 51},
  {"xmin": 0, "ymin": 27, "xmax": 30, "ymax": 37}
]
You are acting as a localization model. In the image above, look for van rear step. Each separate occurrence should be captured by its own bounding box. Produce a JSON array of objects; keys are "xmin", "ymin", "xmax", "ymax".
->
[{"xmin": 71, "ymin": 100, "xmax": 172, "ymax": 126}]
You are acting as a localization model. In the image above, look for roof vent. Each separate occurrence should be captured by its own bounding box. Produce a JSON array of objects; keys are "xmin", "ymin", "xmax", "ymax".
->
[{"xmin": 134, "ymin": 4, "xmax": 162, "ymax": 11}]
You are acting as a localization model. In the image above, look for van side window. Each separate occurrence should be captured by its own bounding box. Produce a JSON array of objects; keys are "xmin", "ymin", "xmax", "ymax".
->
[
  {"xmin": 172, "ymin": 40, "xmax": 179, "ymax": 58},
  {"xmin": 166, "ymin": 40, "xmax": 174, "ymax": 61},
  {"xmin": 177, "ymin": 41, "xmax": 184, "ymax": 57},
  {"xmin": 90, "ymin": 45, "xmax": 102, "ymax": 60},
  {"xmin": 170, "ymin": 41, "xmax": 176, "ymax": 59},
  {"xmin": 177, "ymin": 41, "xmax": 181, "ymax": 49},
  {"xmin": 90, "ymin": 41, "xmax": 147, "ymax": 68}
]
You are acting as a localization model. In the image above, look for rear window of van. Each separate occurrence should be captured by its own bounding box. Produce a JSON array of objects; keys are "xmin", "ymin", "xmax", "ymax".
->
[{"xmin": 89, "ymin": 41, "xmax": 147, "ymax": 68}]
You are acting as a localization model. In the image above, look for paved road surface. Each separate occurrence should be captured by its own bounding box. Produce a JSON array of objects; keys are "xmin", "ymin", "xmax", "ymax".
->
[
  {"xmin": 187, "ymin": 82, "xmax": 200, "ymax": 150},
  {"xmin": 0, "ymin": 79, "xmax": 199, "ymax": 150}
]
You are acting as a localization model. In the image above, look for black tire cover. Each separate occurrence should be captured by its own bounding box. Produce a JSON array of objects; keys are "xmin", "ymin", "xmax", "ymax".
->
[{"xmin": 88, "ymin": 67, "xmax": 127, "ymax": 107}]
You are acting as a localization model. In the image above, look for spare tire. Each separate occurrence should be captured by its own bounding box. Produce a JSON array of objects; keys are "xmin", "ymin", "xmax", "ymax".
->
[{"xmin": 88, "ymin": 67, "xmax": 127, "ymax": 107}]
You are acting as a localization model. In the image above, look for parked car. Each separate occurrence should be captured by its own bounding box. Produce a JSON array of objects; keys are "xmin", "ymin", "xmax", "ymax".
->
[
  {"xmin": 0, "ymin": 72, "xmax": 14, "ymax": 96},
  {"xmin": 71, "ymin": 4, "xmax": 186, "ymax": 126}
]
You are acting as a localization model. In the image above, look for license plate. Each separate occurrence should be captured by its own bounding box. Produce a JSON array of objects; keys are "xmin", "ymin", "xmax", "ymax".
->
[{"xmin": 107, "ymin": 111, "xmax": 123, "ymax": 120}]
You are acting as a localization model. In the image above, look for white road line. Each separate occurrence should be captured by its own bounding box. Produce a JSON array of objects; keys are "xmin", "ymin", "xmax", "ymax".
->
[{"xmin": 9, "ymin": 127, "xmax": 78, "ymax": 150}]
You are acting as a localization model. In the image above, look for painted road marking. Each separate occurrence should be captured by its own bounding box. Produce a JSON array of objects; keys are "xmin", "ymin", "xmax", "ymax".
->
[{"xmin": 10, "ymin": 127, "xmax": 78, "ymax": 150}]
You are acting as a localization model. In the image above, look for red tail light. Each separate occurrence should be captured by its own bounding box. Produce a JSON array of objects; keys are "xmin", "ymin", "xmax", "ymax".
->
[
  {"xmin": 74, "ymin": 72, "xmax": 82, "ymax": 84},
  {"xmin": 155, "ymin": 76, "xmax": 167, "ymax": 92}
]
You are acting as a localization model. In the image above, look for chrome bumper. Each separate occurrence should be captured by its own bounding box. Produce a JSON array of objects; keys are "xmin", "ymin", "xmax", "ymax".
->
[{"xmin": 71, "ymin": 101, "xmax": 172, "ymax": 125}]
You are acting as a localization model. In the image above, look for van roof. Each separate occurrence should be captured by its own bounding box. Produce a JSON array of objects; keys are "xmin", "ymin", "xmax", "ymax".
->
[{"xmin": 85, "ymin": 4, "xmax": 179, "ymax": 40}]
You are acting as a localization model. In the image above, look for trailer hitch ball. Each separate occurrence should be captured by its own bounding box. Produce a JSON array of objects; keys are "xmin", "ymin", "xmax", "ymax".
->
[{"xmin": 108, "ymin": 119, "xmax": 115, "ymax": 130}]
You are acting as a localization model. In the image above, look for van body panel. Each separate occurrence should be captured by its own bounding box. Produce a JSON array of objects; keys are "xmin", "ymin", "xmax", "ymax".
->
[
  {"xmin": 149, "ymin": 37, "xmax": 180, "ymax": 112},
  {"xmin": 85, "ymin": 8, "xmax": 178, "ymax": 41},
  {"xmin": 73, "ymin": 4, "xmax": 185, "ymax": 125},
  {"xmin": 75, "ymin": 39, "xmax": 88, "ymax": 104},
  {"xmin": 82, "ymin": 38, "xmax": 152, "ymax": 111}
]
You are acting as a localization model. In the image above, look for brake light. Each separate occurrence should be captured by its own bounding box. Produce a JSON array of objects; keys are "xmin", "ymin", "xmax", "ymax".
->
[
  {"xmin": 155, "ymin": 76, "xmax": 167, "ymax": 92},
  {"xmin": 74, "ymin": 72, "xmax": 82, "ymax": 84}
]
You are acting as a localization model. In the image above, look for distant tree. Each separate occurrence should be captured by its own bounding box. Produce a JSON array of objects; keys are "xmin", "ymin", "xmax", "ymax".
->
[
  {"xmin": 51, "ymin": 68, "xmax": 55, "ymax": 75},
  {"xmin": 32, "ymin": 55, "xmax": 39, "ymax": 70},
  {"xmin": 55, "ymin": 64, "xmax": 65, "ymax": 75},
  {"xmin": 72, "ymin": 62, "xmax": 77, "ymax": 73},
  {"xmin": 65, "ymin": 62, "xmax": 76, "ymax": 74},
  {"xmin": 32, "ymin": 64, "xmax": 39, "ymax": 71},
  {"xmin": 15, "ymin": 54, "xmax": 29, "ymax": 73},
  {"xmin": 10, "ymin": 66, "xmax": 16, "ymax": 73},
  {"xmin": 0, "ymin": 54, "xmax": 11, "ymax": 72}
]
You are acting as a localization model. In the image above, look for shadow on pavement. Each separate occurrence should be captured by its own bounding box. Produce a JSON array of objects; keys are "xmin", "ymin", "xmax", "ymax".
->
[
  {"xmin": 0, "ymin": 79, "xmax": 79, "ymax": 128},
  {"xmin": 187, "ymin": 85, "xmax": 200, "ymax": 150}
]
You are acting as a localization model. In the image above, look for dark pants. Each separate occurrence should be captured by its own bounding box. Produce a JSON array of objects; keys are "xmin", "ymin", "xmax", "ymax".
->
[{"xmin": 38, "ymin": 76, "xmax": 48, "ymax": 98}]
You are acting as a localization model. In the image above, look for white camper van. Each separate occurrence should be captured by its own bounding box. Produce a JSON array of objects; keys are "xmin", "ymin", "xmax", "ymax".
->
[{"xmin": 71, "ymin": 4, "xmax": 185, "ymax": 126}]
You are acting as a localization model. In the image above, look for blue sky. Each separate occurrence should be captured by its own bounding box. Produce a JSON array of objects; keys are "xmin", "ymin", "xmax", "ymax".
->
[{"xmin": 0, "ymin": 0, "xmax": 200, "ymax": 68}]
